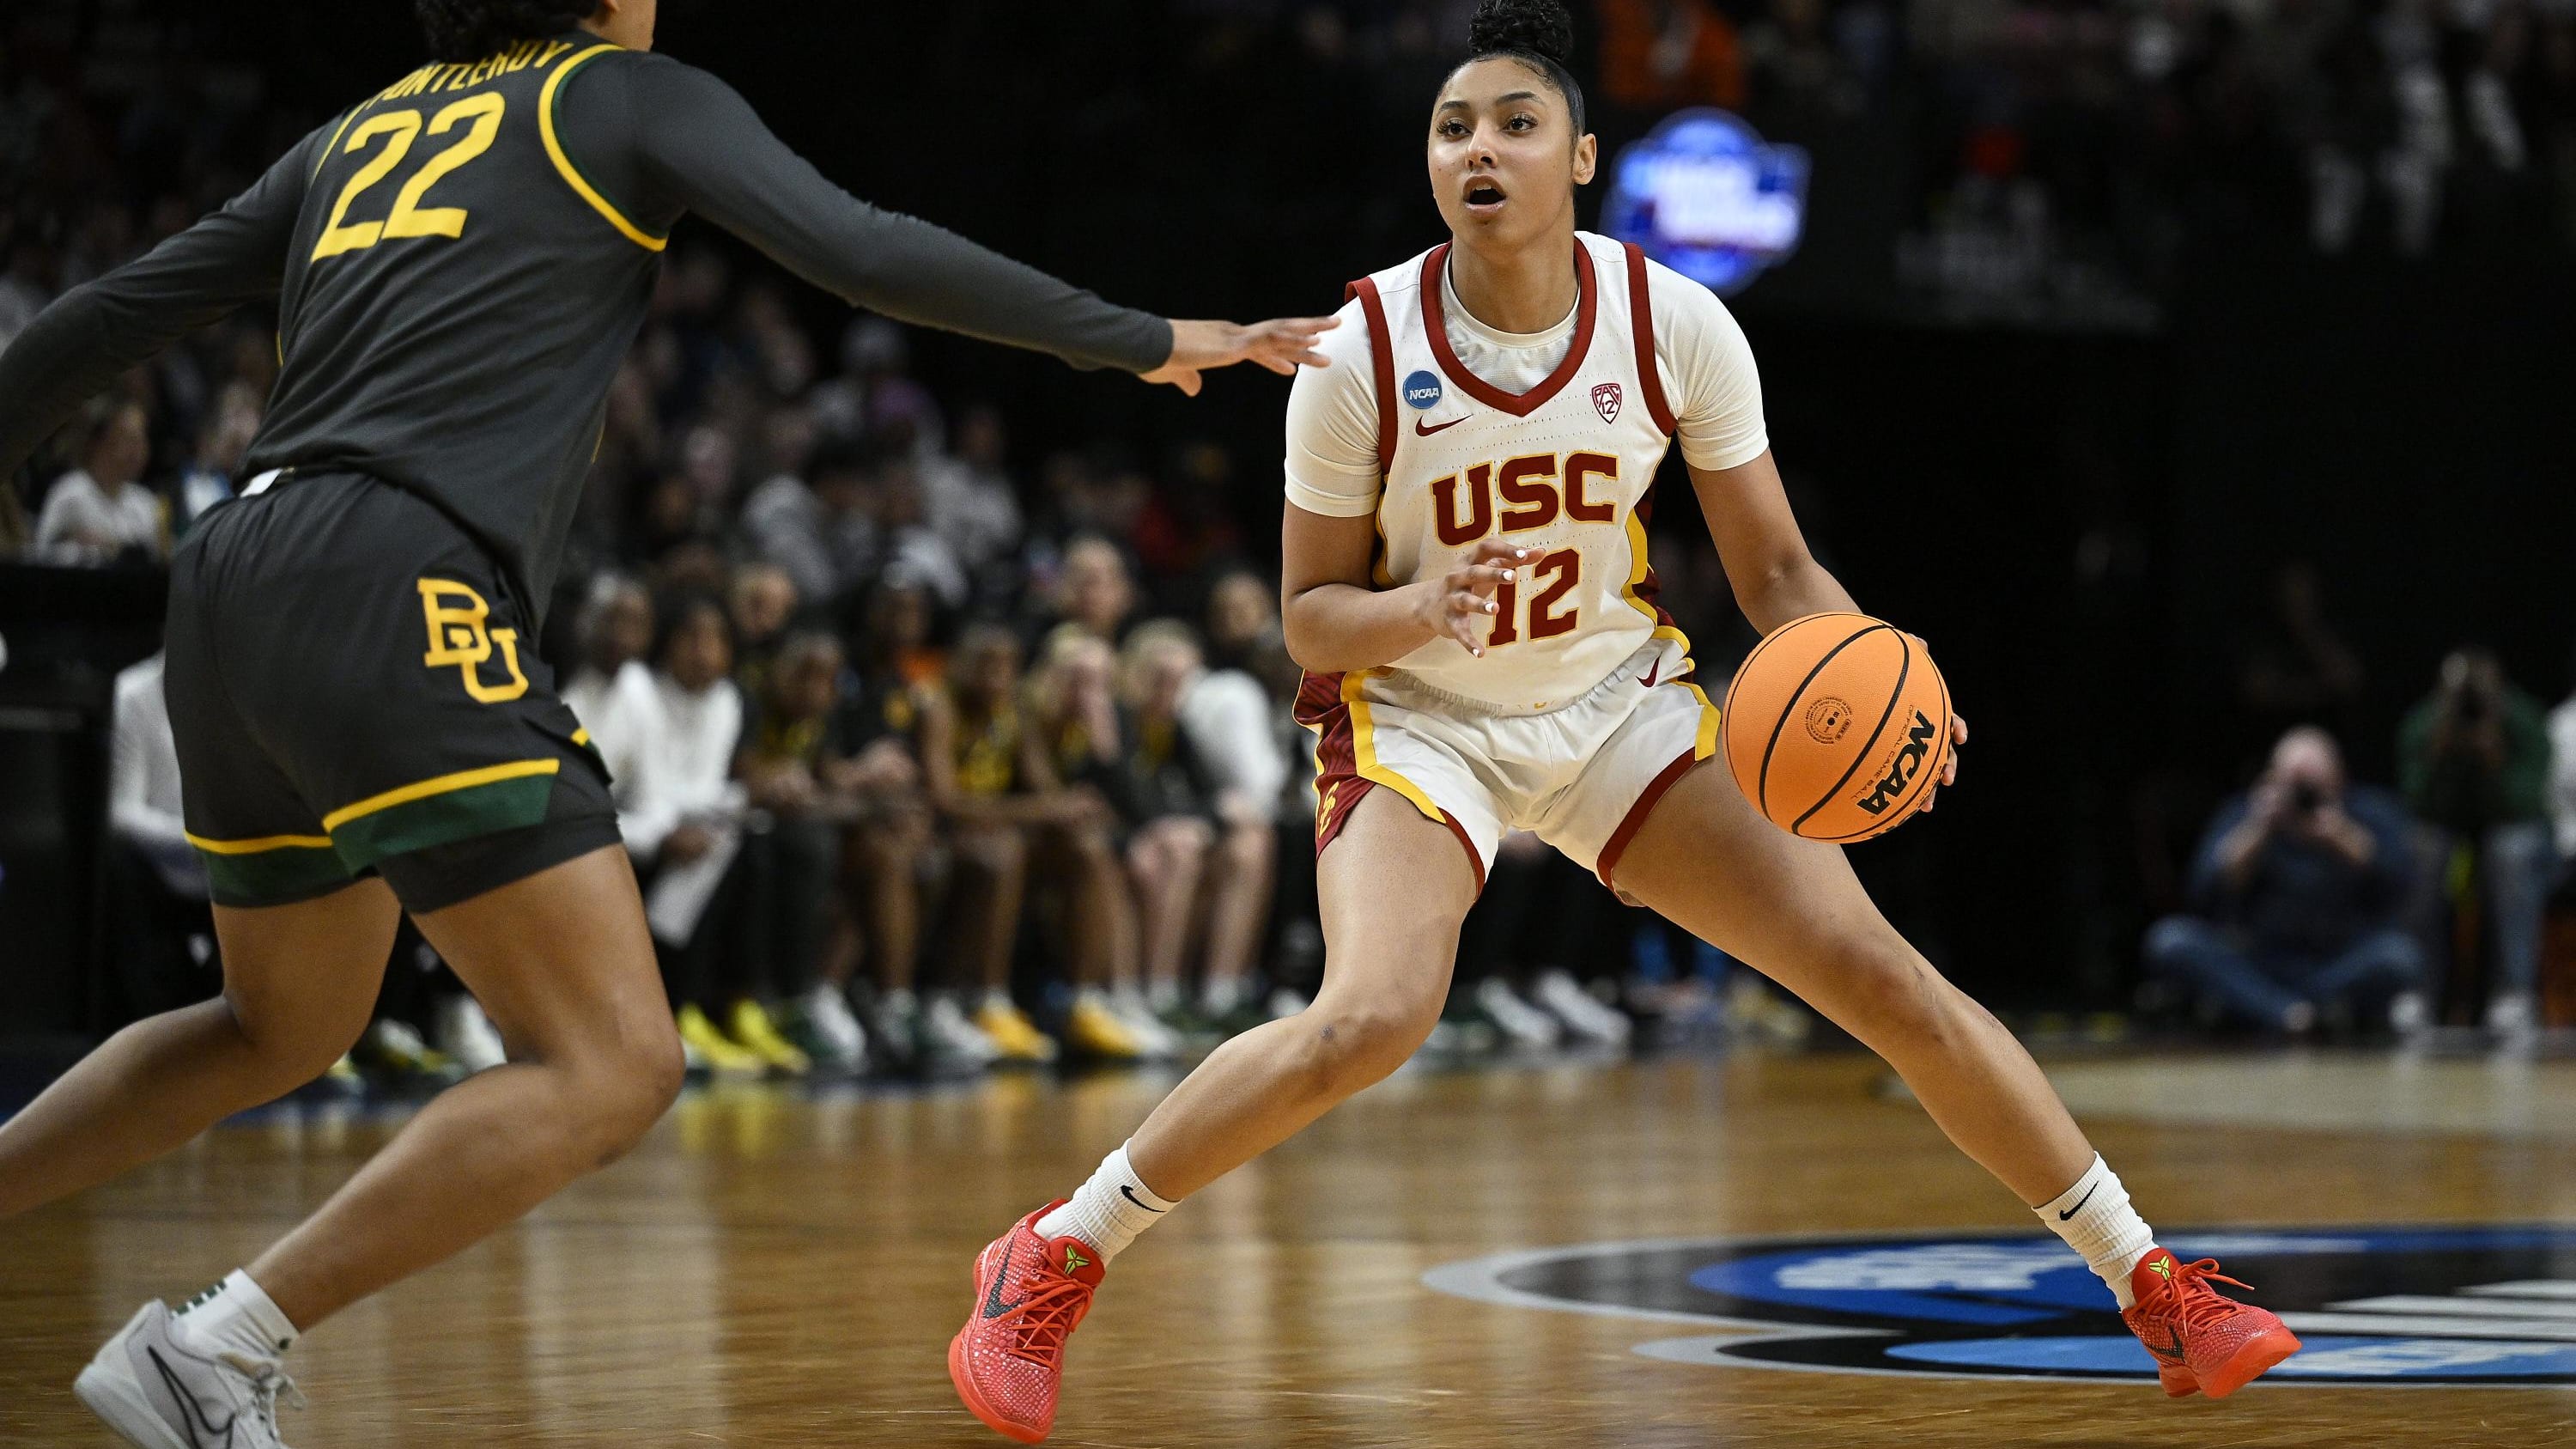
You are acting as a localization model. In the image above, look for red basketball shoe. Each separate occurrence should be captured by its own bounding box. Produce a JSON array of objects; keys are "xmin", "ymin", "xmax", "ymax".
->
[
  {"xmin": 949, "ymin": 1202, "xmax": 1104, "ymax": 1443},
  {"xmin": 2120, "ymin": 1247, "xmax": 2303, "ymax": 1398}
]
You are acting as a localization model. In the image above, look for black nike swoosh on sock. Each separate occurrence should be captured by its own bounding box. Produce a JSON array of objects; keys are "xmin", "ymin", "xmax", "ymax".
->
[
  {"xmin": 2057, "ymin": 1182, "xmax": 2101, "ymax": 1221},
  {"xmin": 147, "ymin": 1344, "xmax": 236, "ymax": 1448},
  {"xmin": 1120, "ymin": 1184, "xmax": 1166, "ymax": 1213}
]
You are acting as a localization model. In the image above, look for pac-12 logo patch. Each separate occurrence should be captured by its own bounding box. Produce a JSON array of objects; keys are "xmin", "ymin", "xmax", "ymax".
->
[
  {"xmin": 1592, "ymin": 382, "xmax": 1624, "ymax": 424},
  {"xmin": 1426, "ymin": 1227, "xmax": 2576, "ymax": 1385},
  {"xmin": 1403, "ymin": 371, "xmax": 1444, "ymax": 410}
]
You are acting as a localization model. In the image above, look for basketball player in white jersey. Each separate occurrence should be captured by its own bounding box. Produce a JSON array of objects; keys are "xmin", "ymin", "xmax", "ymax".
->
[{"xmin": 948, "ymin": 3, "xmax": 2300, "ymax": 1438}]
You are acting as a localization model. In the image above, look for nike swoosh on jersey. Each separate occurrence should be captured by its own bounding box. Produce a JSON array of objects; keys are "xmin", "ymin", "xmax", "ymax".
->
[
  {"xmin": 1639, "ymin": 661, "xmax": 1660, "ymax": 689},
  {"xmin": 1414, "ymin": 416, "xmax": 1467, "ymax": 436}
]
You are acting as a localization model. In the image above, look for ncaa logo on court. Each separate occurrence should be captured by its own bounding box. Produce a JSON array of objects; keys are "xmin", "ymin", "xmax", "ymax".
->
[
  {"xmin": 1426, "ymin": 1227, "xmax": 2576, "ymax": 1385},
  {"xmin": 1403, "ymin": 370, "xmax": 1444, "ymax": 410}
]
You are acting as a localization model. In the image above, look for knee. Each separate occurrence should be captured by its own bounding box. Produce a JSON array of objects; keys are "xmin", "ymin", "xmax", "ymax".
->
[
  {"xmin": 1822, "ymin": 941, "xmax": 1968, "ymax": 1046},
  {"xmin": 1284, "ymin": 1000, "xmax": 1439, "ymax": 1100},
  {"xmin": 222, "ymin": 984, "xmax": 371, "ymax": 1092},
  {"xmin": 565, "ymin": 1021, "xmax": 684, "ymax": 1164},
  {"xmin": 1224, "ymin": 821, "xmax": 1273, "ymax": 874}
]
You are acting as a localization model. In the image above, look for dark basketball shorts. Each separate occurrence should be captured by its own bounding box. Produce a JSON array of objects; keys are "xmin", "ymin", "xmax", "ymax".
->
[{"xmin": 165, "ymin": 469, "xmax": 620, "ymax": 912}]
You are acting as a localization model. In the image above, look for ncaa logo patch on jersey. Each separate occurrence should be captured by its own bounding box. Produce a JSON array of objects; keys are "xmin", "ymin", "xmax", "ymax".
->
[
  {"xmin": 1428, "ymin": 1226, "xmax": 2576, "ymax": 1386},
  {"xmin": 1403, "ymin": 370, "xmax": 1444, "ymax": 410},
  {"xmin": 1592, "ymin": 382, "xmax": 1624, "ymax": 424}
]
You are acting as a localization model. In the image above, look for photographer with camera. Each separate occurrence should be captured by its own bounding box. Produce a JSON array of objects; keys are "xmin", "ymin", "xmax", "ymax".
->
[
  {"xmin": 2399, "ymin": 648, "xmax": 2554, "ymax": 1039},
  {"xmin": 2145, "ymin": 727, "xmax": 2424, "ymax": 1036}
]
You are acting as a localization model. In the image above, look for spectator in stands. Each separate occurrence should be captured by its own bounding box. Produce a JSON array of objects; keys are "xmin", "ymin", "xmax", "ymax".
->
[
  {"xmin": 915, "ymin": 625, "xmax": 1110, "ymax": 1063},
  {"xmin": 814, "ymin": 624, "xmax": 939, "ymax": 1075},
  {"xmin": 1021, "ymin": 630, "xmax": 1170, "ymax": 1059},
  {"xmin": 35, "ymin": 397, "xmax": 162, "ymax": 564},
  {"xmin": 728, "ymin": 561, "xmax": 800, "ymax": 701},
  {"xmin": 2546, "ymin": 648, "xmax": 2576, "ymax": 865},
  {"xmin": 743, "ymin": 435, "xmax": 875, "ymax": 609},
  {"xmin": 622, "ymin": 594, "xmax": 773, "ymax": 1076},
  {"xmin": 872, "ymin": 443, "xmax": 971, "ymax": 609},
  {"xmin": 732, "ymin": 630, "xmax": 862, "ymax": 1074},
  {"xmin": 2400, "ymin": 649, "xmax": 2555, "ymax": 1038},
  {"xmin": 2144, "ymin": 727, "xmax": 2424, "ymax": 1036},
  {"xmin": 922, "ymin": 402, "xmax": 1025, "ymax": 581},
  {"xmin": 1054, "ymin": 533, "xmax": 1139, "ymax": 646},
  {"xmin": 1128, "ymin": 618, "xmax": 1284, "ymax": 1030},
  {"xmin": 171, "ymin": 383, "xmax": 258, "ymax": 535},
  {"xmin": 562, "ymin": 575, "xmax": 658, "ymax": 779},
  {"xmin": 107, "ymin": 651, "xmax": 213, "ymax": 1017}
]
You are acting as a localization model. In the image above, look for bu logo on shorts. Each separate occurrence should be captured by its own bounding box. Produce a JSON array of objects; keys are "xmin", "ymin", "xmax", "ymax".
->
[
  {"xmin": 1592, "ymin": 382, "xmax": 1624, "ymax": 424},
  {"xmin": 417, "ymin": 578, "xmax": 531, "ymax": 703}
]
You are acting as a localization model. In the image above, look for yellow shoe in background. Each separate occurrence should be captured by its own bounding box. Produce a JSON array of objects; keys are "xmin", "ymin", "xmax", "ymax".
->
[
  {"xmin": 729, "ymin": 998, "xmax": 811, "ymax": 1075},
  {"xmin": 975, "ymin": 995, "xmax": 1060, "ymax": 1065},
  {"xmin": 678, "ymin": 1004, "xmax": 764, "ymax": 1077},
  {"xmin": 1063, "ymin": 991, "xmax": 1145, "ymax": 1062}
]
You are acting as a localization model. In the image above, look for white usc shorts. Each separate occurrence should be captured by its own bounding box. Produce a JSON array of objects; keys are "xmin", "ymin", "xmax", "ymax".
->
[{"xmin": 1295, "ymin": 639, "xmax": 1719, "ymax": 892}]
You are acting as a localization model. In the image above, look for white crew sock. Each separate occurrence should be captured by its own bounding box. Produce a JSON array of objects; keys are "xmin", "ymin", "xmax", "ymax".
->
[
  {"xmin": 2037, "ymin": 1154, "xmax": 2157, "ymax": 1308},
  {"xmin": 1035, "ymin": 1142, "xmax": 1177, "ymax": 1263},
  {"xmin": 172, "ymin": 1269, "xmax": 298, "ymax": 1361}
]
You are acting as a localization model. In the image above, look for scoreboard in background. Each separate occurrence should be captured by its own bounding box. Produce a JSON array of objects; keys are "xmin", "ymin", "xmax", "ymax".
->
[{"xmin": 1601, "ymin": 109, "xmax": 1809, "ymax": 296}]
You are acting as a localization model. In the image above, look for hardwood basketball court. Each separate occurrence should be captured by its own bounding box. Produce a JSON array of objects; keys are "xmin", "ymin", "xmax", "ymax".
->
[{"xmin": 8, "ymin": 1050, "xmax": 2573, "ymax": 1446}]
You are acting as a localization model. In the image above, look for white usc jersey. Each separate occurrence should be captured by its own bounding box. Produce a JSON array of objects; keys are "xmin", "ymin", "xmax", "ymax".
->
[{"xmin": 1291, "ymin": 232, "xmax": 1763, "ymax": 714}]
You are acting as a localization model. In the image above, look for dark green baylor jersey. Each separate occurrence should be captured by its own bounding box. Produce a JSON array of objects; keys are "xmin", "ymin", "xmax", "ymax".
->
[{"xmin": 0, "ymin": 33, "xmax": 1170, "ymax": 610}]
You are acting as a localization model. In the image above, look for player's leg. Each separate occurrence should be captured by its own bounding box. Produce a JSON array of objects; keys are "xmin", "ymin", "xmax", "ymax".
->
[
  {"xmin": 948, "ymin": 787, "xmax": 1475, "ymax": 1442},
  {"xmin": 1612, "ymin": 763, "xmax": 2091, "ymax": 1201},
  {"xmin": 0, "ymin": 879, "xmax": 398, "ymax": 1220},
  {"xmin": 234, "ymin": 845, "xmax": 680, "ymax": 1328},
  {"xmin": 1608, "ymin": 758, "xmax": 2300, "ymax": 1396},
  {"xmin": 1127, "ymin": 788, "xmax": 1471, "ymax": 1193}
]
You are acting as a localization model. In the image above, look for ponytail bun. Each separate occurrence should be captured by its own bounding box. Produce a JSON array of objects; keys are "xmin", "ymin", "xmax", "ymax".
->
[{"xmin": 1468, "ymin": 0, "xmax": 1575, "ymax": 67}]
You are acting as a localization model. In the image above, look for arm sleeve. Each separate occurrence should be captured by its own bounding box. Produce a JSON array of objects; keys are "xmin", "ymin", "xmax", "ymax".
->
[
  {"xmin": 580, "ymin": 57, "xmax": 1170, "ymax": 374},
  {"xmin": 1652, "ymin": 265, "xmax": 1771, "ymax": 472},
  {"xmin": 0, "ymin": 125, "xmax": 320, "ymax": 481},
  {"xmin": 1280, "ymin": 296, "xmax": 1382, "ymax": 519}
]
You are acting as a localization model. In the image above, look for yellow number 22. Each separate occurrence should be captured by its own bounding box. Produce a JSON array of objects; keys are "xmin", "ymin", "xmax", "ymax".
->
[{"xmin": 311, "ymin": 95, "xmax": 507, "ymax": 261}]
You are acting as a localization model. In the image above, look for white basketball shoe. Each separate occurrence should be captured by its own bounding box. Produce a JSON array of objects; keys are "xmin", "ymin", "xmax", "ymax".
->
[{"xmin": 75, "ymin": 1301, "xmax": 304, "ymax": 1449}]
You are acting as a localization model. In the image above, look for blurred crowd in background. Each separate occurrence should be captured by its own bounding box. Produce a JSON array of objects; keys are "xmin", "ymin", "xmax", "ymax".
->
[{"xmin": 8, "ymin": 0, "xmax": 2576, "ymax": 1090}]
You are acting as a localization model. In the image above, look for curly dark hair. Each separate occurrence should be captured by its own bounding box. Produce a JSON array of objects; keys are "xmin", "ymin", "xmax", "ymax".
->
[
  {"xmin": 1461, "ymin": 0, "xmax": 1587, "ymax": 135},
  {"xmin": 414, "ymin": 0, "xmax": 602, "ymax": 62}
]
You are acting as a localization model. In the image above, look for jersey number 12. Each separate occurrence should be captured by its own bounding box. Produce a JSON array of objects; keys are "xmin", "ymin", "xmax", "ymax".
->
[{"xmin": 312, "ymin": 95, "xmax": 507, "ymax": 261}]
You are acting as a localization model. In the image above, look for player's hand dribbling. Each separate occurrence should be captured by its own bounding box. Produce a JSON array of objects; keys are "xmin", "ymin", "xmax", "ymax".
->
[
  {"xmin": 1414, "ymin": 539, "xmax": 1534, "ymax": 658},
  {"xmin": 1142, "ymin": 317, "xmax": 1340, "ymax": 395}
]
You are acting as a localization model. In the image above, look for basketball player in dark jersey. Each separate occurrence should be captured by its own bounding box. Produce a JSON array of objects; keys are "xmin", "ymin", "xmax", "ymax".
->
[{"xmin": 0, "ymin": 2, "xmax": 1332, "ymax": 1441}]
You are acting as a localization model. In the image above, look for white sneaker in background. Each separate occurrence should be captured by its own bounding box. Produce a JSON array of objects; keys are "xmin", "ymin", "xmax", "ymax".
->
[
  {"xmin": 434, "ymin": 995, "xmax": 508, "ymax": 1075},
  {"xmin": 1532, "ymin": 968, "xmax": 1633, "ymax": 1047},
  {"xmin": 2488, "ymin": 991, "xmax": 2538, "ymax": 1047},
  {"xmin": 76, "ymin": 1300, "xmax": 305, "ymax": 1449},
  {"xmin": 1475, "ymin": 977, "xmax": 1563, "ymax": 1050},
  {"xmin": 2388, "ymin": 990, "xmax": 2432, "ymax": 1039},
  {"xmin": 1109, "ymin": 988, "xmax": 1183, "ymax": 1059},
  {"xmin": 799, "ymin": 983, "xmax": 868, "ymax": 1072},
  {"xmin": 923, "ymin": 994, "xmax": 1004, "ymax": 1068}
]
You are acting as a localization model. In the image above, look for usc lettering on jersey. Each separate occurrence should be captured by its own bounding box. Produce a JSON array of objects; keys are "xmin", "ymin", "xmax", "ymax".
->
[{"xmin": 1344, "ymin": 232, "xmax": 1686, "ymax": 714}]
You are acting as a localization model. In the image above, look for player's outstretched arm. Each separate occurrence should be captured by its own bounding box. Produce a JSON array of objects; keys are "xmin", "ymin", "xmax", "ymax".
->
[
  {"xmin": 605, "ymin": 58, "xmax": 1330, "ymax": 389},
  {"xmin": 0, "ymin": 125, "xmax": 321, "ymax": 482}
]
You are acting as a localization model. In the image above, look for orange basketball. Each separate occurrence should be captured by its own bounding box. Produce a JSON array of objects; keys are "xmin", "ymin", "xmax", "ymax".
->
[{"xmin": 1719, "ymin": 612, "xmax": 1952, "ymax": 842}]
